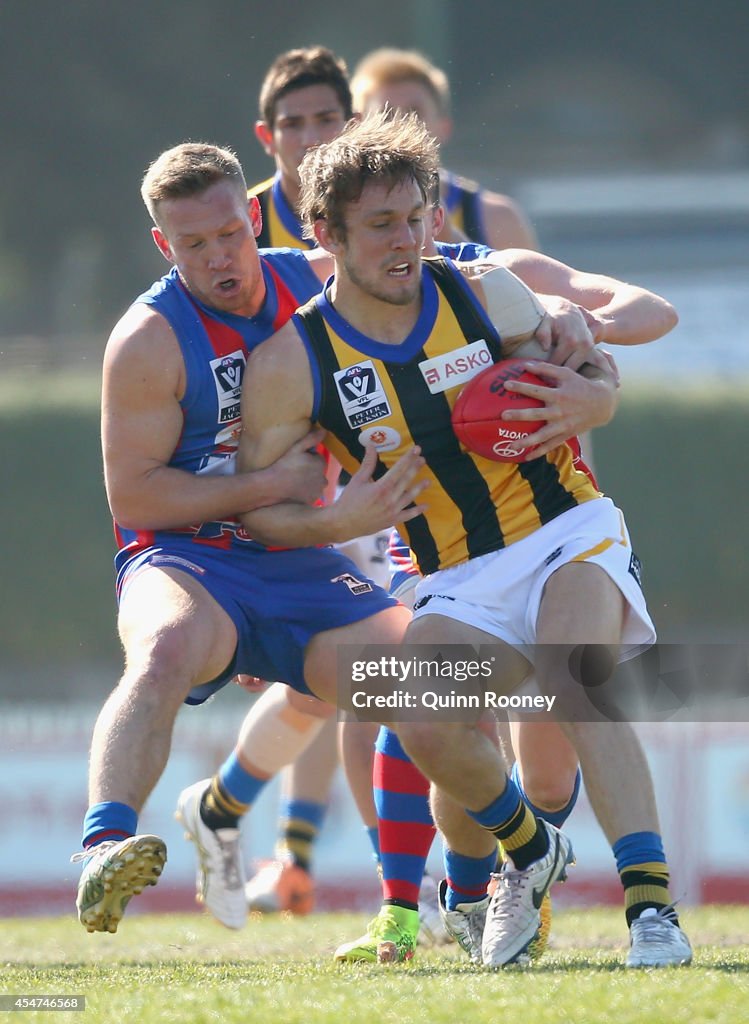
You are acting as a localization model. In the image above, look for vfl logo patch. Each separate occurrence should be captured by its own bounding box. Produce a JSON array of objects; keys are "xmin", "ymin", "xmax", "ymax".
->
[
  {"xmin": 333, "ymin": 361, "xmax": 391, "ymax": 428},
  {"xmin": 210, "ymin": 350, "xmax": 246, "ymax": 424},
  {"xmin": 332, "ymin": 573, "xmax": 373, "ymax": 595},
  {"xmin": 418, "ymin": 340, "xmax": 492, "ymax": 394},
  {"xmin": 628, "ymin": 552, "xmax": 643, "ymax": 589}
]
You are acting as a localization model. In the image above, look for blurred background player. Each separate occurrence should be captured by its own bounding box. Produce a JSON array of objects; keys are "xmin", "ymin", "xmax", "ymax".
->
[
  {"xmin": 350, "ymin": 47, "xmax": 537, "ymax": 251},
  {"xmin": 251, "ymin": 46, "xmax": 351, "ymax": 250},
  {"xmin": 249, "ymin": 52, "xmax": 540, "ymax": 920}
]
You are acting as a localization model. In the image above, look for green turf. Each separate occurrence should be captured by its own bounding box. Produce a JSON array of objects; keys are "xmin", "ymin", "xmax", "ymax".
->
[{"xmin": 0, "ymin": 909, "xmax": 747, "ymax": 1023}]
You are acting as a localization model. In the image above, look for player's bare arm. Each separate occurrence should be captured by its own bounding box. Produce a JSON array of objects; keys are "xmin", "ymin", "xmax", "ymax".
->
[
  {"xmin": 238, "ymin": 322, "xmax": 428, "ymax": 547},
  {"xmin": 101, "ymin": 305, "xmax": 325, "ymax": 530},
  {"xmin": 495, "ymin": 248, "xmax": 679, "ymax": 348}
]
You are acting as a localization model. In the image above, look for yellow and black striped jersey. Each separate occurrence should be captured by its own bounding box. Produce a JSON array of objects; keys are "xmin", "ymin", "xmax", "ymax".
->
[
  {"xmin": 441, "ymin": 170, "xmax": 487, "ymax": 246},
  {"xmin": 295, "ymin": 257, "xmax": 600, "ymax": 575},
  {"xmin": 249, "ymin": 174, "xmax": 315, "ymax": 251}
]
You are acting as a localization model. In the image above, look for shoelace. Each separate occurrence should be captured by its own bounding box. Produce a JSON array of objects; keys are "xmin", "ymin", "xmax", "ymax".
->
[
  {"xmin": 70, "ymin": 841, "xmax": 118, "ymax": 865},
  {"xmin": 195, "ymin": 830, "xmax": 242, "ymax": 890},
  {"xmin": 218, "ymin": 843, "xmax": 243, "ymax": 889},
  {"xmin": 633, "ymin": 919, "xmax": 679, "ymax": 943},
  {"xmin": 632, "ymin": 903, "xmax": 682, "ymax": 942},
  {"xmin": 489, "ymin": 869, "xmax": 532, "ymax": 920},
  {"xmin": 656, "ymin": 900, "xmax": 681, "ymax": 922}
]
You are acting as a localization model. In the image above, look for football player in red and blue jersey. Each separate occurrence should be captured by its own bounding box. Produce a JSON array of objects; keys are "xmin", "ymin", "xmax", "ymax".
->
[{"xmin": 73, "ymin": 141, "xmax": 423, "ymax": 935}]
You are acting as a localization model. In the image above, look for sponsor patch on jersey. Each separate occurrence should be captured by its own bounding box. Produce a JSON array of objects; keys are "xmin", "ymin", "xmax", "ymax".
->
[
  {"xmin": 331, "ymin": 572, "xmax": 373, "ymax": 595},
  {"xmin": 418, "ymin": 339, "xmax": 492, "ymax": 394},
  {"xmin": 333, "ymin": 361, "xmax": 391, "ymax": 428},
  {"xmin": 359, "ymin": 425, "xmax": 402, "ymax": 452},
  {"xmin": 210, "ymin": 350, "xmax": 246, "ymax": 424}
]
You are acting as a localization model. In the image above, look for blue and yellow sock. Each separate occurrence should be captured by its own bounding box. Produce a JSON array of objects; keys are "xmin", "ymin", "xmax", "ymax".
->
[
  {"xmin": 201, "ymin": 750, "xmax": 269, "ymax": 830},
  {"xmin": 467, "ymin": 777, "xmax": 548, "ymax": 870},
  {"xmin": 614, "ymin": 831, "xmax": 676, "ymax": 926},
  {"xmin": 276, "ymin": 797, "xmax": 326, "ymax": 873}
]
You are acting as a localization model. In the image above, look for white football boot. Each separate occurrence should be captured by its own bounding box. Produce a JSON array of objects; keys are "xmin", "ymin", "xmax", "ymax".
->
[{"xmin": 175, "ymin": 779, "xmax": 247, "ymax": 929}]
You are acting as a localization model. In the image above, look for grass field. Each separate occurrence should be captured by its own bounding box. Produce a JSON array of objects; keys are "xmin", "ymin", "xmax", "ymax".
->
[{"xmin": 1, "ymin": 908, "xmax": 748, "ymax": 1023}]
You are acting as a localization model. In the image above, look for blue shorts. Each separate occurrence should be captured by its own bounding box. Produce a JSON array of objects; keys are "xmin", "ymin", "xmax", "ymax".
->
[{"xmin": 115, "ymin": 540, "xmax": 397, "ymax": 704}]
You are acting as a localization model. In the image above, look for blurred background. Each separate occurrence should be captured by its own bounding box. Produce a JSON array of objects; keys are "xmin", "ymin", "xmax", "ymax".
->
[{"xmin": 1, "ymin": 0, "xmax": 748, "ymax": 916}]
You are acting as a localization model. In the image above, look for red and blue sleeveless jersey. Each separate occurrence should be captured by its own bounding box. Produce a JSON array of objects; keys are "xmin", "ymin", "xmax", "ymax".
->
[{"xmin": 114, "ymin": 249, "xmax": 321, "ymax": 560}]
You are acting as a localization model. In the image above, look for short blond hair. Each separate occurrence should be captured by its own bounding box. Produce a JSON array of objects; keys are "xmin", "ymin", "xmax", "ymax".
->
[
  {"xmin": 140, "ymin": 142, "xmax": 247, "ymax": 226},
  {"xmin": 351, "ymin": 48, "xmax": 450, "ymax": 117},
  {"xmin": 298, "ymin": 109, "xmax": 439, "ymax": 240}
]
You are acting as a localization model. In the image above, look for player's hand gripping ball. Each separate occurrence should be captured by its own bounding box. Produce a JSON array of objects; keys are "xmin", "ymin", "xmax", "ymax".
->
[{"xmin": 451, "ymin": 358, "xmax": 547, "ymax": 461}]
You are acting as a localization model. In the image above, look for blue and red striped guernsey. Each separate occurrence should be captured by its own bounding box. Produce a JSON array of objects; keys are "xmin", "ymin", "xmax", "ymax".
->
[{"xmin": 113, "ymin": 249, "xmax": 322, "ymax": 563}]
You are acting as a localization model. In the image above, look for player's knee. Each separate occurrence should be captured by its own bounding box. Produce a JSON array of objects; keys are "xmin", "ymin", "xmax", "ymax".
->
[
  {"xmin": 520, "ymin": 765, "xmax": 578, "ymax": 813},
  {"xmin": 121, "ymin": 633, "xmax": 204, "ymax": 705}
]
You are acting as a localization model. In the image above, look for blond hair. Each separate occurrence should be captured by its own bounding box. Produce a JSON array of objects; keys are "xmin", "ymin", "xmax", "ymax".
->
[
  {"xmin": 140, "ymin": 142, "xmax": 247, "ymax": 226},
  {"xmin": 351, "ymin": 48, "xmax": 450, "ymax": 117}
]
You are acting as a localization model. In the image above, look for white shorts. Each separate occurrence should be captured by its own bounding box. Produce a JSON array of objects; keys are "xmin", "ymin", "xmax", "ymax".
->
[{"xmin": 411, "ymin": 496, "xmax": 655, "ymax": 662}]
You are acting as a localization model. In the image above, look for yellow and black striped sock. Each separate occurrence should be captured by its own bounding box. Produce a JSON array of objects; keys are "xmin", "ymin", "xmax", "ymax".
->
[
  {"xmin": 487, "ymin": 797, "xmax": 548, "ymax": 871},
  {"xmin": 274, "ymin": 800, "xmax": 325, "ymax": 872},
  {"xmin": 620, "ymin": 861, "xmax": 676, "ymax": 926},
  {"xmin": 200, "ymin": 776, "xmax": 250, "ymax": 830}
]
